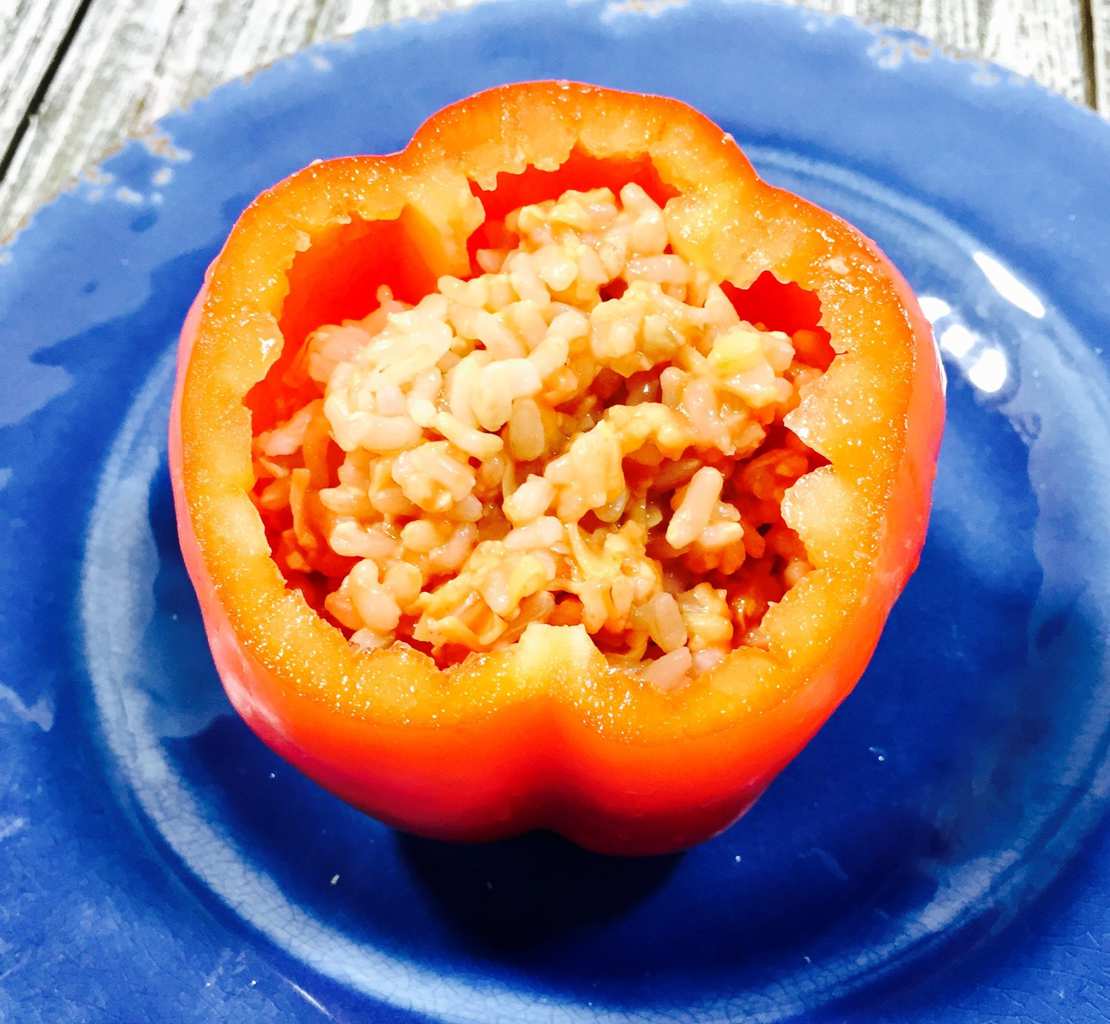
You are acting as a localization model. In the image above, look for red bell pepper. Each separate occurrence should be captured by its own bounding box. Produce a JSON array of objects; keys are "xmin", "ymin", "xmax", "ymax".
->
[{"xmin": 170, "ymin": 82, "xmax": 944, "ymax": 855}]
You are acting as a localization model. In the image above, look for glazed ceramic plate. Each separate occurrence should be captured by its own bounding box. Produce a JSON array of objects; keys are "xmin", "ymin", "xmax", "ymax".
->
[{"xmin": 2, "ymin": 1, "xmax": 1109, "ymax": 1021}]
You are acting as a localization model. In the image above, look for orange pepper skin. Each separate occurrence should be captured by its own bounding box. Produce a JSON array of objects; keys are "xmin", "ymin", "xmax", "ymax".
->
[{"xmin": 170, "ymin": 82, "xmax": 944, "ymax": 855}]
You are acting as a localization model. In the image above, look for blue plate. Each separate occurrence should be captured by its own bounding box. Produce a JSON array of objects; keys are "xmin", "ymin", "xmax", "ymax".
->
[{"xmin": 3, "ymin": 1, "xmax": 1110, "ymax": 1020}]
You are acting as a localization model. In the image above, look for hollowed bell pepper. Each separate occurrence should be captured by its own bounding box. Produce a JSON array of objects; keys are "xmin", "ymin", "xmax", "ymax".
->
[{"xmin": 170, "ymin": 82, "xmax": 944, "ymax": 855}]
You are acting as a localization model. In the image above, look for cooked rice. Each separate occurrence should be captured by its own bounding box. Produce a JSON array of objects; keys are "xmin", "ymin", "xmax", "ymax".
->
[{"xmin": 251, "ymin": 183, "xmax": 827, "ymax": 690}]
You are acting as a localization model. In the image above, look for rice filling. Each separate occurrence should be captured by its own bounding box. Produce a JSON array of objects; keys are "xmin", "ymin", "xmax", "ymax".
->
[{"xmin": 251, "ymin": 183, "xmax": 830, "ymax": 690}]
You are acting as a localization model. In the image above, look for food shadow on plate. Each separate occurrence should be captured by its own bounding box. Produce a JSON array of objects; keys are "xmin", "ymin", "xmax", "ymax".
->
[{"xmin": 393, "ymin": 830, "xmax": 681, "ymax": 953}]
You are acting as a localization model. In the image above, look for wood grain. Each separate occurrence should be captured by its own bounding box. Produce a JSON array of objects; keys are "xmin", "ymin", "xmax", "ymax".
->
[
  {"xmin": 0, "ymin": 0, "xmax": 1102, "ymax": 240},
  {"xmin": 0, "ymin": 0, "xmax": 86, "ymax": 156},
  {"xmin": 0, "ymin": 0, "xmax": 476, "ymax": 238},
  {"xmin": 1094, "ymin": 0, "xmax": 1110, "ymax": 111},
  {"xmin": 782, "ymin": 0, "xmax": 1093, "ymax": 103}
]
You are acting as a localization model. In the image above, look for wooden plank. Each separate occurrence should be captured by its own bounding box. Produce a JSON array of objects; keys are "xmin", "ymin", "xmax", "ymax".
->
[
  {"xmin": 781, "ymin": 0, "xmax": 1092, "ymax": 105},
  {"xmin": 0, "ymin": 0, "xmax": 1098, "ymax": 240},
  {"xmin": 975, "ymin": 0, "xmax": 1093, "ymax": 105},
  {"xmin": 0, "ymin": 0, "xmax": 477, "ymax": 239},
  {"xmin": 1094, "ymin": 0, "xmax": 1110, "ymax": 113},
  {"xmin": 0, "ymin": 0, "xmax": 86, "ymax": 149}
]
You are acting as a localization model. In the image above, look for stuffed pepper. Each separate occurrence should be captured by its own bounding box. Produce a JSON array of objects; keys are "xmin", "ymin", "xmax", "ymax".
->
[{"xmin": 170, "ymin": 81, "xmax": 944, "ymax": 855}]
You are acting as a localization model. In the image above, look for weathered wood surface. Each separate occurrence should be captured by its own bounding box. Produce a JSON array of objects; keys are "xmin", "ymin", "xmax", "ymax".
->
[
  {"xmin": 0, "ymin": 0, "xmax": 85, "ymax": 156},
  {"xmin": 787, "ymin": 0, "xmax": 1094, "ymax": 102},
  {"xmin": 0, "ymin": 0, "xmax": 1105, "ymax": 240},
  {"xmin": 1095, "ymin": 0, "xmax": 1110, "ymax": 110}
]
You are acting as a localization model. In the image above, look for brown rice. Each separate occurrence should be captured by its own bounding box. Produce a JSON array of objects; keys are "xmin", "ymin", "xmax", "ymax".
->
[{"xmin": 250, "ymin": 183, "xmax": 827, "ymax": 690}]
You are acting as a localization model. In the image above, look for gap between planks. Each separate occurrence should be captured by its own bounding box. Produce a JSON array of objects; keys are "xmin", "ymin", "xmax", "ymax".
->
[{"xmin": 0, "ymin": 0, "xmax": 480, "ymax": 240}]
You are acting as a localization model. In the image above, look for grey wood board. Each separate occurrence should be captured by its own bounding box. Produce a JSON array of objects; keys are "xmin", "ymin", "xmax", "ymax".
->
[
  {"xmin": 1095, "ymin": 0, "xmax": 1110, "ymax": 110},
  {"xmin": 0, "ymin": 0, "xmax": 86, "ymax": 155}
]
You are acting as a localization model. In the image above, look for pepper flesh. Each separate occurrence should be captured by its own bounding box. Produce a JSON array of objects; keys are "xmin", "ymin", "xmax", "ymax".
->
[{"xmin": 170, "ymin": 82, "xmax": 944, "ymax": 855}]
